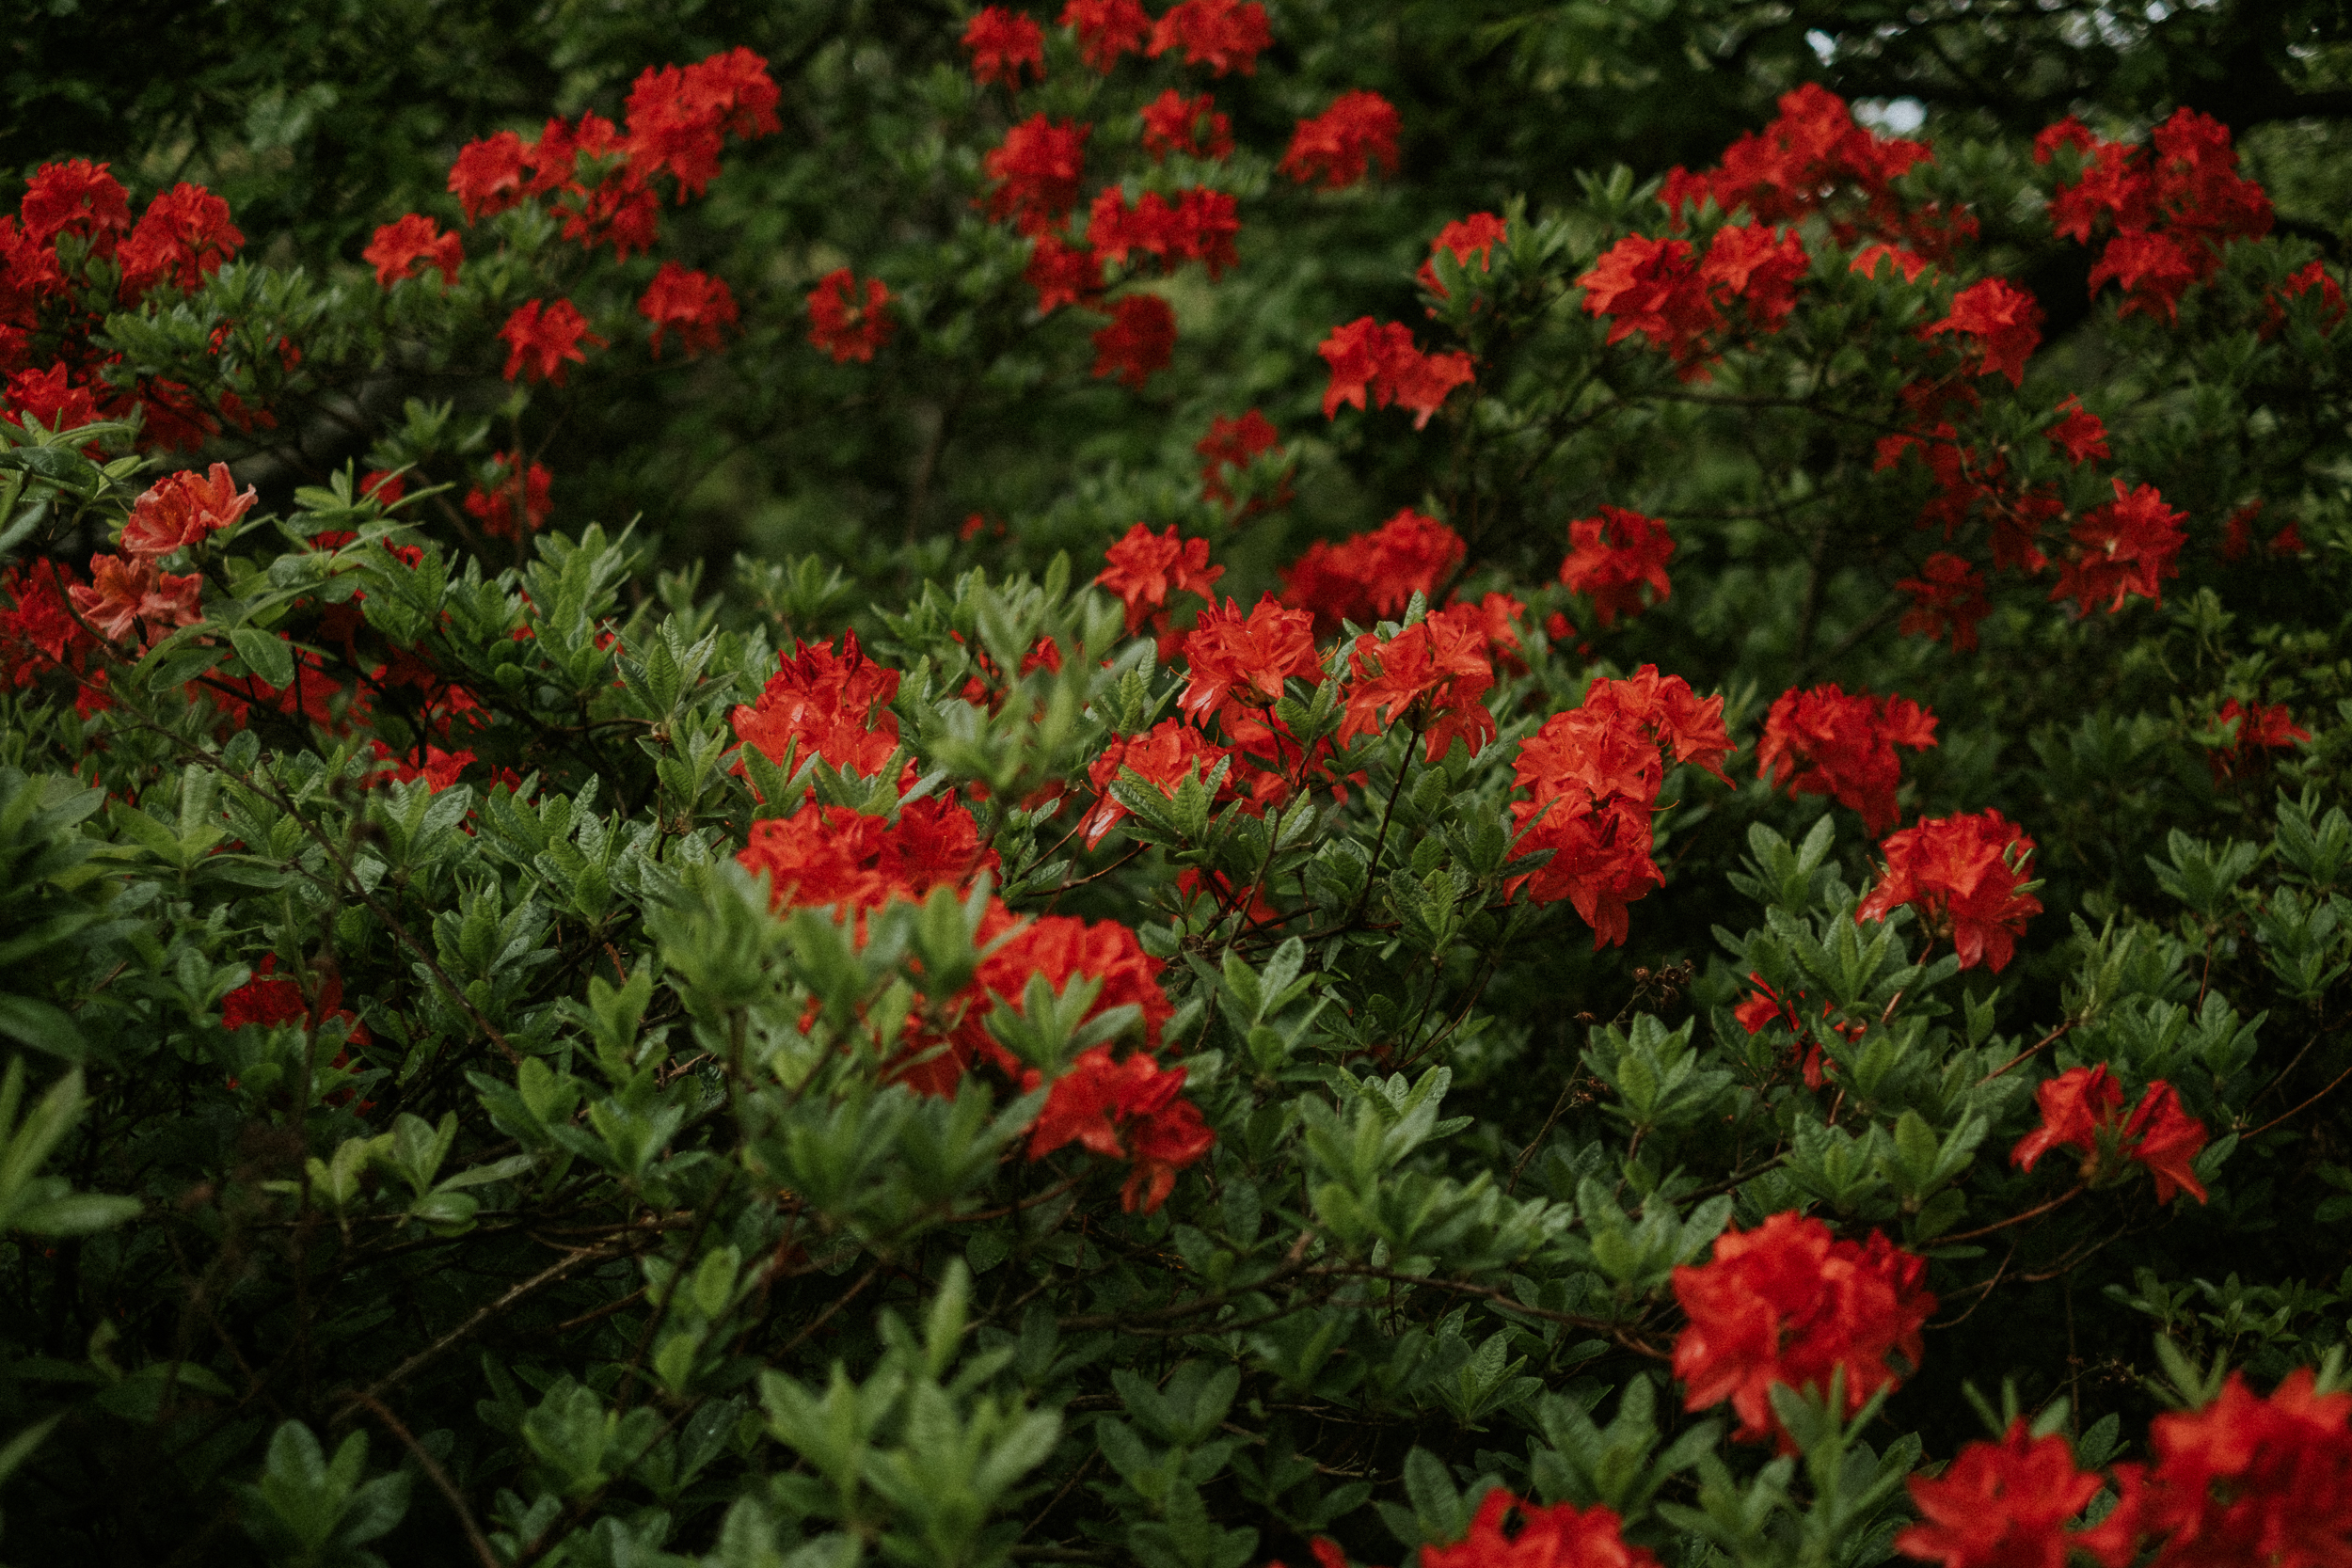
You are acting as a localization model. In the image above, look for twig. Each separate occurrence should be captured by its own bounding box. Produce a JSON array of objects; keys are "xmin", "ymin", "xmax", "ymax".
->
[
  {"xmin": 336, "ymin": 1243, "xmax": 629, "ymax": 1412},
  {"xmin": 348, "ymin": 1392, "xmax": 501, "ymax": 1568},
  {"xmin": 1934, "ymin": 1185, "xmax": 2083, "ymax": 1245}
]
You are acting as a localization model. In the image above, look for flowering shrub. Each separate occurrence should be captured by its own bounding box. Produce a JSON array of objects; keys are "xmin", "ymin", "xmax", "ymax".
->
[{"xmin": 0, "ymin": 8, "xmax": 2350, "ymax": 1567}]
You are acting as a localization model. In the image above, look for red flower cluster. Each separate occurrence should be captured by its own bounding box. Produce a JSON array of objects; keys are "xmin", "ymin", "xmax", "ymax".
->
[
  {"xmin": 1896, "ymin": 553, "xmax": 1992, "ymax": 652},
  {"xmin": 2046, "ymin": 396, "xmax": 2110, "ymax": 463},
  {"xmin": 1558, "ymin": 505, "xmax": 1674, "ymax": 628},
  {"xmin": 1855, "ymin": 808, "xmax": 2042, "ymax": 972},
  {"xmin": 1196, "ymin": 409, "xmax": 1284, "ymax": 509},
  {"xmin": 1140, "ymin": 90, "xmax": 1233, "ymax": 161},
  {"xmin": 1338, "ymin": 612, "xmax": 1499, "ymax": 763},
  {"xmin": 2219, "ymin": 499, "xmax": 2307, "ymax": 562},
  {"xmin": 2041, "ymin": 108, "xmax": 2273, "ymax": 321},
  {"xmin": 1149, "ymin": 0, "xmax": 1272, "ymax": 75},
  {"xmin": 68, "ymin": 552, "xmax": 202, "ymax": 643},
  {"xmin": 731, "ymin": 632, "xmax": 907, "ymax": 785},
  {"xmin": 2264, "ymin": 259, "xmax": 2347, "ymax": 339},
  {"xmin": 1897, "ymin": 1419, "xmax": 2110, "ymax": 1568},
  {"xmin": 362, "ymin": 214, "xmax": 463, "ymax": 289},
  {"xmin": 1279, "ymin": 91, "xmax": 1402, "ymax": 189},
  {"xmin": 983, "ymin": 115, "xmax": 1092, "ymax": 234},
  {"xmin": 1087, "ymin": 186, "xmax": 1240, "ymax": 277},
  {"xmin": 1420, "ymin": 1490, "xmax": 1661, "ymax": 1568},
  {"xmin": 498, "ymin": 298, "xmax": 605, "ymax": 385},
  {"xmin": 1509, "ymin": 668, "xmax": 1732, "ymax": 947},
  {"xmin": 2049, "ymin": 480, "xmax": 2186, "ymax": 616},
  {"xmin": 2206, "ymin": 698, "xmax": 2311, "ymax": 781},
  {"xmin": 365, "ymin": 741, "xmax": 479, "ymax": 794},
  {"xmin": 446, "ymin": 50, "xmax": 777, "ymax": 256},
  {"xmin": 1179, "ymin": 594, "xmax": 1322, "ymax": 728},
  {"xmin": 1025, "ymin": 233, "xmax": 1104, "ymax": 314},
  {"xmin": 1090, "ymin": 293, "xmax": 1179, "ymax": 386},
  {"xmin": 1081, "ymin": 719, "xmax": 1229, "ymax": 847},
  {"xmin": 739, "ymin": 798, "xmax": 993, "ymax": 915},
  {"xmin": 1315, "ymin": 317, "xmax": 1475, "ymax": 427},
  {"xmin": 1028, "ymin": 1044, "xmax": 1212, "ymax": 1212},
  {"xmin": 1661, "ymin": 85, "xmax": 1966, "ymax": 258},
  {"xmin": 1925, "ymin": 277, "xmax": 2043, "ymax": 386},
  {"xmin": 962, "ymin": 7, "xmax": 1046, "ymax": 88},
  {"xmin": 0, "ymin": 561, "xmax": 98, "ymax": 690},
  {"xmin": 1, "ymin": 161, "xmax": 253, "ymax": 453},
  {"xmin": 1097, "ymin": 522, "xmax": 1224, "ymax": 639},
  {"xmin": 1064, "ymin": 0, "xmax": 1152, "ymax": 71},
  {"xmin": 463, "ymin": 451, "xmax": 553, "ymax": 541},
  {"xmin": 119, "ymin": 463, "xmax": 258, "ymax": 561},
  {"xmin": 1580, "ymin": 223, "xmax": 1811, "ymax": 372},
  {"xmin": 222, "ymin": 955, "xmax": 371, "ymax": 1047},
  {"xmin": 639, "ymin": 261, "xmax": 739, "ymax": 357},
  {"xmin": 1418, "ymin": 212, "xmax": 1508, "ymax": 302},
  {"xmin": 1756, "ymin": 685, "xmax": 1938, "ymax": 833},
  {"xmin": 2093, "ymin": 1368, "xmax": 2352, "ymax": 1567},
  {"xmin": 2011, "ymin": 1064, "xmax": 2209, "ymax": 1205},
  {"xmin": 1672, "ymin": 1212, "xmax": 1935, "ymax": 1449},
  {"xmin": 1279, "ymin": 508, "xmax": 1466, "ymax": 636},
  {"xmin": 807, "ymin": 270, "xmax": 895, "ymax": 363}
]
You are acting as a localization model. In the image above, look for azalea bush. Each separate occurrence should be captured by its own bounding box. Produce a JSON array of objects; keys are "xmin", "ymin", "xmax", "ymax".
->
[{"xmin": 4, "ymin": 5, "xmax": 2352, "ymax": 1566}]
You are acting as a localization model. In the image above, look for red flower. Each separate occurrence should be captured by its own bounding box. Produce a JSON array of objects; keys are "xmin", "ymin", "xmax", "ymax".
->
[
  {"xmin": 806, "ymin": 269, "xmax": 895, "ymax": 363},
  {"xmin": 1851, "ymin": 243, "xmax": 1930, "ymax": 282},
  {"xmin": 1434, "ymin": 593, "xmax": 1528, "ymax": 676},
  {"xmin": 1140, "ymin": 90, "xmax": 1233, "ymax": 161},
  {"xmin": 1895, "ymin": 1419, "xmax": 2109, "ymax": 1568},
  {"xmin": 1062, "ymin": 0, "xmax": 1152, "ymax": 71},
  {"xmin": 1279, "ymin": 508, "xmax": 1465, "ymax": 636},
  {"xmin": 1197, "ymin": 410, "xmax": 1283, "ymax": 507},
  {"xmin": 1508, "ymin": 667, "xmax": 1729, "ymax": 946},
  {"xmin": 1661, "ymin": 85, "xmax": 1938, "ymax": 245},
  {"xmin": 2049, "ymin": 480, "xmax": 2185, "ymax": 616},
  {"xmin": 1927, "ymin": 278, "xmax": 2042, "ymax": 387},
  {"xmin": 1088, "ymin": 188, "xmax": 1240, "ymax": 278},
  {"xmin": 2207, "ymin": 697, "xmax": 2312, "ymax": 781},
  {"xmin": 1580, "ymin": 234, "xmax": 1719, "ymax": 370},
  {"xmin": 1422, "ymin": 1490, "xmax": 1661, "ymax": 1568},
  {"xmin": 622, "ymin": 49, "xmax": 781, "ymax": 197},
  {"xmin": 1, "ymin": 364, "xmax": 101, "ymax": 439},
  {"xmin": 2045, "ymin": 396, "xmax": 2109, "ymax": 464},
  {"xmin": 22, "ymin": 160, "xmax": 132, "ymax": 247},
  {"xmin": 359, "ymin": 471, "xmax": 405, "ymax": 507},
  {"xmin": 982, "ymin": 115, "xmax": 1091, "ymax": 235},
  {"xmin": 1027, "ymin": 1045, "xmax": 1211, "ymax": 1212},
  {"xmin": 1856, "ymin": 808, "xmax": 2041, "ymax": 972},
  {"xmin": 1082, "ymin": 719, "xmax": 1228, "ymax": 847},
  {"xmin": 1339, "ymin": 615, "xmax": 1498, "ymax": 763},
  {"xmin": 1278, "ymin": 91, "xmax": 1402, "ymax": 189},
  {"xmin": 1756, "ymin": 685, "xmax": 1938, "ymax": 834},
  {"xmin": 638, "ymin": 261, "xmax": 739, "ymax": 358},
  {"xmin": 1896, "ymin": 553, "xmax": 1992, "ymax": 653},
  {"xmin": 963, "ymin": 7, "xmax": 1046, "ymax": 87},
  {"xmin": 0, "ymin": 560, "xmax": 97, "ymax": 687},
  {"xmin": 1098, "ymin": 523, "xmax": 1223, "ymax": 635},
  {"xmin": 1089, "ymin": 293, "xmax": 1177, "ymax": 387},
  {"xmin": 498, "ymin": 298, "xmax": 604, "ymax": 385},
  {"xmin": 2264, "ymin": 259, "xmax": 2346, "ymax": 339},
  {"xmin": 2088, "ymin": 231, "xmax": 2200, "ymax": 322},
  {"xmin": 1025, "ymin": 233, "xmax": 1104, "ymax": 313},
  {"xmin": 1149, "ymin": 0, "xmax": 1273, "ymax": 75},
  {"xmin": 1672, "ymin": 1212, "xmax": 1934, "ymax": 1449},
  {"xmin": 2090, "ymin": 1368, "xmax": 2352, "ymax": 1568},
  {"xmin": 117, "ymin": 183, "xmax": 243, "ymax": 298},
  {"xmin": 363, "ymin": 214, "xmax": 463, "ymax": 288},
  {"xmin": 1313, "ymin": 317, "xmax": 1473, "ymax": 427},
  {"xmin": 1418, "ymin": 212, "xmax": 1509, "ymax": 300},
  {"xmin": 1558, "ymin": 505, "xmax": 1674, "ymax": 628},
  {"xmin": 449, "ymin": 132, "xmax": 531, "ymax": 223},
  {"xmin": 738, "ymin": 799, "xmax": 991, "ymax": 916},
  {"xmin": 120, "ymin": 463, "xmax": 258, "ymax": 560},
  {"xmin": 68, "ymin": 553, "xmax": 204, "ymax": 642},
  {"xmin": 462, "ymin": 452, "xmax": 553, "ymax": 541},
  {"xmin": 367, "ymin": 741, "xmax": 477, "ymax": 793},
  {"xmin": 731, "ymin": 632, "xmax": 906, "ymax": 787},
  {"xmin": 1701, "ymin": 223, "xmax": 1809, "ymax": 330},
  {"xmin": 1178, "ymin": 595, "xmax": 1322, "ymax": 725}
]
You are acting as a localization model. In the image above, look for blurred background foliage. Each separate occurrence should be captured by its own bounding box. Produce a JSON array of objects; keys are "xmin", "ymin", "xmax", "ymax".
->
[{"xmin": 11, "ymin": 0, "xmax": 2351, "ymax": 584}]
